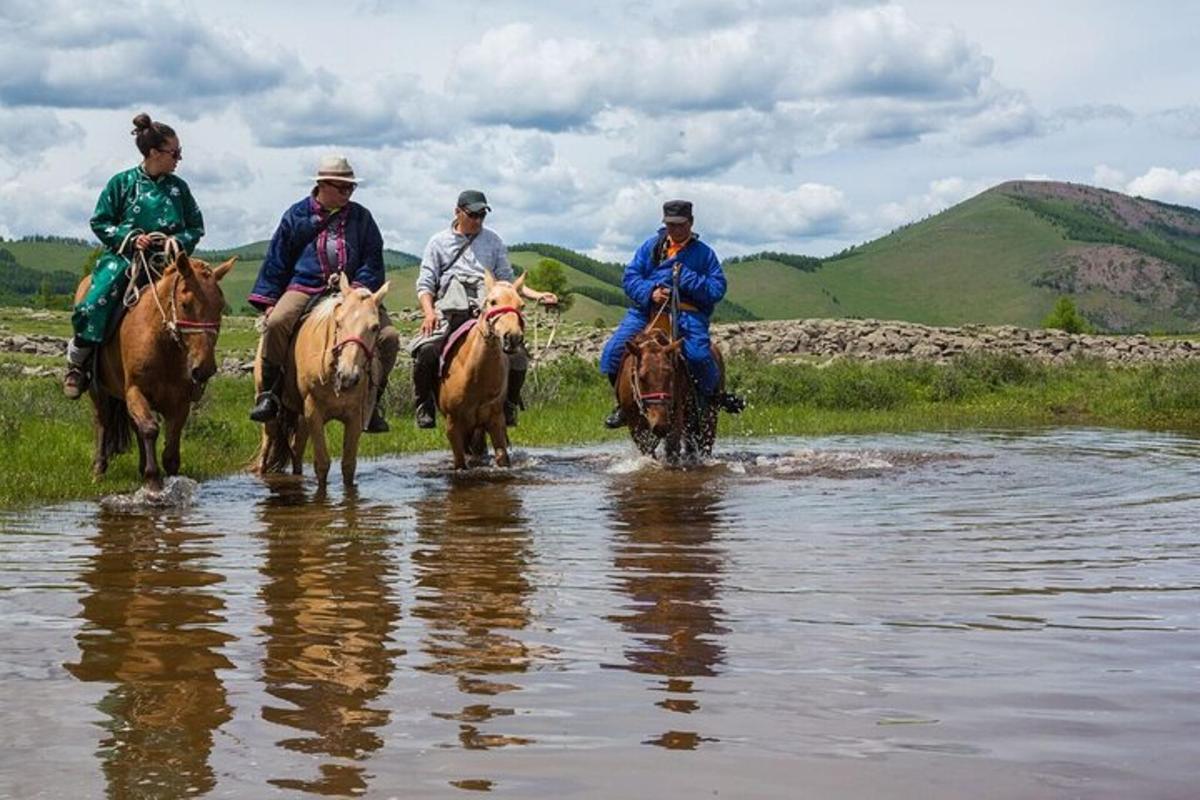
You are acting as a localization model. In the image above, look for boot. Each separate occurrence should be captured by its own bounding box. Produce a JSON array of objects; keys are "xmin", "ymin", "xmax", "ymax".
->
[
  {"xmin": 249, "ymin": 361, "xmax": 283, "ymax": 422},
  {"xmin": 63, "ymin": 337, "xmax": 93, "ymax": 400},
  {"xmin": 715, "ymin": 391, "xmax": 746, "ymax": 414},
  {"xmin": 504, "ymin": 368, "xmax": 526, "ymax": 427},
  {"xmin": 365, "ymin": 378, "xmax": 389, "ymax": 433},
  {"xmin": 603, "ymin": 372, "xmax": 626, "ymax": 428},
  {"xmin": 413, "ymin": 356, "xmax": 437, "ymax": 429}
]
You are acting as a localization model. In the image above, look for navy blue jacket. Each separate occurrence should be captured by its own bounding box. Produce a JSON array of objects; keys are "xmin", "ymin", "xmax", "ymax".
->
[
  {"xmin": 249, "ymin": 196, "xmax": 385, "ymax": 310},
  {"xmin": 622, "ymin": 229, "xmax": 726, "ymax": 317}
]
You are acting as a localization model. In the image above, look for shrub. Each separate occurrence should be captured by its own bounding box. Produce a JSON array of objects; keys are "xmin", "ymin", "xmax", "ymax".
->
[{"xmin": 1043, "ymin": 296, "xmax": 1095, "ymax": 334}]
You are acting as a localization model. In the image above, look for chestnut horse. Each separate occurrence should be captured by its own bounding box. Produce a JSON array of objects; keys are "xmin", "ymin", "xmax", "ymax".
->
[
  {"xmin": 615, "ymin": 323, "xmax": 724, "ymax": 462},
  {"xmin": 438, "ymin": 271, "xmax": 526, "ymax": 469},
  {"xmin": 75, "ymin": 250, "xmax": 236, "ymax": 491},
  {"xmin": 253, "ymin": 273, "xmax": 389, "ymax": 486}
]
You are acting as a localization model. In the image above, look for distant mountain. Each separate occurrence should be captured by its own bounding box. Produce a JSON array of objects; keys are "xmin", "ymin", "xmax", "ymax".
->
[
  {"xmin": 6, "ymin": 182, "xmax": 1200, "ymax": 330},
  {"xmin": 792, "ymin": 181, "xmax": 1200, "ymax": 331}
]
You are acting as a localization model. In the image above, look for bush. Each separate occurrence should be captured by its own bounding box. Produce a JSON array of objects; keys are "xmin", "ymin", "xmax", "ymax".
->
[{"xmin": 1043, "ymin": 296, "xmax": 1095, "ymax": 334}]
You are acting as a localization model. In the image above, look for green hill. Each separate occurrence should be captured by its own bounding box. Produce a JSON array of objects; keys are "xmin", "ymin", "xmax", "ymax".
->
[
  {"xmin": 805, "ymin": 181, "xmax": 1200, "ymax": 331},
  {"xmin": 7, "ymin": 181, "xmax": 1200, "ymax": 330}
]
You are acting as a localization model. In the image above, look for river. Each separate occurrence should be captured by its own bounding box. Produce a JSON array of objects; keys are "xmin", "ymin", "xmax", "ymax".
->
[{"xmin": 1, "ymin": 429, "xmax": 1198, "ymax": 799}]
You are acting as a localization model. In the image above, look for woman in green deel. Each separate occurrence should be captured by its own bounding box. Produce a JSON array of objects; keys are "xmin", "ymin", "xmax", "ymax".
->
[{"xmin": 64, "ymin": 112, "xmax": 205, "ymax": 398}]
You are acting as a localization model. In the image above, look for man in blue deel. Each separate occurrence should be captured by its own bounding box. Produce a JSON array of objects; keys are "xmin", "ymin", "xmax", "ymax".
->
[{"xmin": 599, "ymin": 199, "xmax": 744, "ymax": 428}]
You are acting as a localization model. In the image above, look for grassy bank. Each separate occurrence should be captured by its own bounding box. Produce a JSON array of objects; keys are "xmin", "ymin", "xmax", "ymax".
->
[{"xmin": 3, "ymin": 353, "xmax": 1200, "ymax": 509}]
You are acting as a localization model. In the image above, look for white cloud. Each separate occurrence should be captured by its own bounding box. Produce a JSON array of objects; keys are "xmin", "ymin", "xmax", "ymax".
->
[
  {"xmin": 1092, "ymin": 164, "xmax": 1127, "ymax": 190},
  {"xmin": 0, "ymin": 1, "xmax": 292, "ymax": 113},
  {"xmin": 1125, "ymin": 167, "xmax": 1200, "ymax": 205},
  {"xmin": 877, "ymin": 176, "xmax": 993, "ymax": 228},
  {"xmin": 0, "ymin": 107, "xmax": 83, "ymax": 161}
]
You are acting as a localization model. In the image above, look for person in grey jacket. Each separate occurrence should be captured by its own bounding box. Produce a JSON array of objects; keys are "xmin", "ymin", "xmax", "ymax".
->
[{"xmin": 409, "ymin": 190, "xmax": 557, "ymax": 428}]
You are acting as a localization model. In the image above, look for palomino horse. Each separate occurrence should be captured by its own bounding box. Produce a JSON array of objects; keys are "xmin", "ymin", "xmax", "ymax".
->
[
  {"xmin": 253, "ymin": 273, "xmax": 389, "ymax": 486},
  {"xmin": 75, "ymin": 250, "xmax": 236, "ymax": 491},
  {"xmin": 438, "ymin": 271, "xmax": 526, "ymax": 469},
  {"xmin": 615, "ymin": 322, "xmax": 725, "ymax": 462}
]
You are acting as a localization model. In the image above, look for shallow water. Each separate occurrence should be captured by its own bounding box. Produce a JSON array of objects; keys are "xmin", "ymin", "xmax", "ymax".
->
[{"xmin": 1, "ymin": 429, "xmax": 1198, "ymax": 799}]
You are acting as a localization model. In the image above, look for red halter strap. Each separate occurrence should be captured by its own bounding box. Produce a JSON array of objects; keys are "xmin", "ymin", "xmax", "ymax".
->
[
  {"xmin": 485, "ymin": 305, "xmax": 525, "ymax": 329},
  {"xmin": 173, "ymin": 319, "xmax": 221, "ymax": 334},
  {"xmin": 333, "ymin": 335, "xmax": 375, "ymax": 362}
]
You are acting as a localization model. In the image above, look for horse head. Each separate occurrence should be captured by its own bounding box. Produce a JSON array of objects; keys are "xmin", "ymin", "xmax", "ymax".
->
[
  {"xmin": 481, "ymin": 270, "xmax": 526, "ymax": 355},
  {"xmin": 625, "ymin": 331, "xmax": 684, "ymax": 437},
  {"xmin": 162, "ymin": 251, "xmax": 236, "ymax": 399},
  {"xmin": 330, "ymin": 272, "xmax": 389, "ymax": 394}
]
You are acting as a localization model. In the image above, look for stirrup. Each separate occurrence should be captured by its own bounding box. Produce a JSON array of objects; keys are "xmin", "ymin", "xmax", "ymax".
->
[
  {"xmin": 604, "ymin": 406, "xmax": 626, "ymax": 429},
  {"xmin": 365, "ymin": 406, "xmax": 389, "ymax": 433},
  {"xmin": 249, "ymin": 392, "xmax": 279, "ymax": 422},
  {"xmin": 717, "ymin": 392, "xmax": 745, "ymax": 414},
  {"xmin": 63, "ymin": 367, "xmax": 89, "ymax": 399},
  {"xmin": 415, "ymin": 404, "xmax": 436, "ymax": 429}
]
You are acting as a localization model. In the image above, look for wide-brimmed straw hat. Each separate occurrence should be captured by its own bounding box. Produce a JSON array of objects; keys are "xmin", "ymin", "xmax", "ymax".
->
[{"xmin": 312, "ymin": 154, "xmax": 359, "ymax": 184}]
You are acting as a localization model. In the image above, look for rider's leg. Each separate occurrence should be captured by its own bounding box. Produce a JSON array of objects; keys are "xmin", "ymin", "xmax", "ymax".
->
[
  {"xmin": 250, "ymin": 290, "xmax": 308, "ymax": 422},
  {"xmin": 412, "ymin": 340, "xmax": 440, "ymax": 429},
  {"xmin": 504, "ymin": 344, "xmax": 529, "ymax": 427},
  {"xmin": 679, "ymin": 312, "xmax": 744, "ymax": 413},
  {"xmin": 63, "ymin": 336, "xmax": 95, "ymax": 399},
  {"xmin": 365, "ymin": 307, "xmax": 400, "ymax": 433},
  {"xmin": 600, "ymin": 309, "xmax": 650, "ymax": 428}
]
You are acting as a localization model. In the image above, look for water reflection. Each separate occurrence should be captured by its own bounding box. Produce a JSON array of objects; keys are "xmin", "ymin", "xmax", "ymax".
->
[
  {"xmin": 605, "ymin": 469, "xmax": 730, "ymax": 750},
  {"xmin": 256, "ymin": 482, "xmax": 403, "ymax": 796},
  {"xmin": 64, "ymin": 511, "xmax": 233, "ymax": 798},
  {"xmin": 412, "ymin": 476, "xmax": 537, "ymax": 750}
]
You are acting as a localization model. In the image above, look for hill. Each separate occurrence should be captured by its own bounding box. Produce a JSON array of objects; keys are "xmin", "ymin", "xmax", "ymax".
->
[
  {"xmin": 6, "ymin": 181, "xmax": 1200, "ymax": 330},
  {"xmin": 806, "ymin": 181, "xmax": 1200, "ymax": 331}
]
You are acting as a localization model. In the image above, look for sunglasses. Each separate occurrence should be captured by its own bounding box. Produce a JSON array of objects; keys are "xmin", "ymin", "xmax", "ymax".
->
[
  {"xmin": 462, "ymin": 208, "xmax": 487, "ymax": 220},
  {"xmin": 156, "ymin": 146, "xmax": 182, "ymax": 160},
  {"xmin": 322, "ymin": 182, "xmax": 355, "ymax": 195}
]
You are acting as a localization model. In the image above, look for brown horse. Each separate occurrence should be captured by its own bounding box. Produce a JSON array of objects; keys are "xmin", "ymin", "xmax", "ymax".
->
[
  {"xmin": 75, "ymin": 251, "xmax": 236, "ymax": 491},
  {"xmin": 615, "ymin": 323, "xmax": 724, "ymax": 462},
  {"xmin": 253, "ymin": 273, "xmax": 390, "ymax": 486},
  {"xmin": 438, "ymin": 271, "xmax": 526, "ymax": 469}
]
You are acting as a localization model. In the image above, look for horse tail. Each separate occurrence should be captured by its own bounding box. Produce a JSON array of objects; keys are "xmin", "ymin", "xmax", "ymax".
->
[
  {"xmin": 251, "ymin": 408, "xmax": 299, "ymax": 474},
  {"xmin": 97, "ymin": 390, "xmax": 133, "ymax": 460}
]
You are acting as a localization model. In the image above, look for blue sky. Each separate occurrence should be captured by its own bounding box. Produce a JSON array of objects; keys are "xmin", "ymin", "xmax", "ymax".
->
[{"xmin": 1, "ymin": 0, "xmax": 1197, "ymax": 260}]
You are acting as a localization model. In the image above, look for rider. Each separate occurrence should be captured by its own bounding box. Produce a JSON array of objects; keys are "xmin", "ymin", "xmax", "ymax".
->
[
  {"xmin": 247, "ymin": 155, "xmax": 400, "ymax": 432},
  {"xmin": 409, "ymin": 189, "xmax": 557, "ymax": 429},
  {"xmin": 599, "ymin": 199, "xmax": 744, "ymax": 428},
  {"xmin": 64, "ymin": 112, "xmax": 204, "ymax": 398}
]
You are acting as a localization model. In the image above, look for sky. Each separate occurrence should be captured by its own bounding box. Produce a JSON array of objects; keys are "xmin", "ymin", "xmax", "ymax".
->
[{"xmin": 1, "ymin": 0, "xmax": 1198, "ymax": 261}]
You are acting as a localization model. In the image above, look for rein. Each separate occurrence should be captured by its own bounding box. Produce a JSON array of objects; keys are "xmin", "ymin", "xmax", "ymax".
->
[
  {"xmin": 630, "ymin": 352, "xmax": 674, "ymax": 416},
  {"xmin": 332, "ymin": 334, "xmax": 375, "ymax": 363},
  {"xmin": 119, "ymin": 232, "xmax": 220, "ymax": 346}
]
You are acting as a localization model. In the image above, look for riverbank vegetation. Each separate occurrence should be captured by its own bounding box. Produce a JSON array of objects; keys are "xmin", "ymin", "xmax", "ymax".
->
[{"xmin": 3, "ymin": 353, "xmax": 1200, "ymax": 509}]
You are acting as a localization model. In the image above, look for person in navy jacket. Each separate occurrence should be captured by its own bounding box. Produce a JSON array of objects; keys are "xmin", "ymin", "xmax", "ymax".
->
[
  {"xmin": 599, "ymin": 200, "xmax": 743, "ymax": 428},
  {"xmin": 247, "ymin": 155, "xmax": 399, "ymax": 432}
]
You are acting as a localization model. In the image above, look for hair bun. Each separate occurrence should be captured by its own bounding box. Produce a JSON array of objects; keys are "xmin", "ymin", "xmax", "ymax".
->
[{"xmin": 131, "ymin": 113, "xmax": 152, "ymax": 134}]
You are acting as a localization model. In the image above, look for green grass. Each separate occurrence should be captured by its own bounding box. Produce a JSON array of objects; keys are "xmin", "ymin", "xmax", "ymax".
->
[{"xmin": 4, "ymin": 353, "xmax": 1200, "ymax": 509}]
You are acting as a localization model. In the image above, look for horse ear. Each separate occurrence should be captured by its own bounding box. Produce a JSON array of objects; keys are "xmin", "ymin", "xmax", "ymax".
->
[
  {"xmin": 174, "ymin": 250, "xmax": 192, "ymax": 277},
  {"xmin": 213, "ymin": 256, "xmax": 237, "ymax": 282},
  {"xmin": 372, "ymin": 281, "xmax": 390, "ymax": 306},
  {"xmin": 338, "ymin": 272, "xmax": 351, "ymax": 294},
  {"xmin": 625, "ymin": 340, "xmax": 641, "ymax": 357},
  {"xmin": 512, "ymin": 272, "xmax": 526, "ymax": 293},
  {"xmin": 666, "ymin": 339, "xmax": 684, "ymax": 353},
  {"xmin": 483, "ymin": 269, "xmax": 495, "ymax": 293}
]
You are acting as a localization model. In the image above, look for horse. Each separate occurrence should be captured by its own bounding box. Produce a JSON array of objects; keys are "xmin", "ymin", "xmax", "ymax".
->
[
  {"xmin": 615, "ymin": 320, "xmax": 725, "ymax": 463},
  {"xmin": 75, "ymin": 250, "xmax": 236, "ymax": 491},
  {"xmin": 253, "ymin": 273, "xmax": 389, "ymax": 487},
  {"xmin": 438, "ymin": 271, "xmax": 526, "ymax": 469}
]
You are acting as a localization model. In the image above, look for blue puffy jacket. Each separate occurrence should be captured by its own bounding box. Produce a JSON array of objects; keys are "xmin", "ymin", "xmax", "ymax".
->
[
  {"xmin": 622, "ymin": 229, "xmax": 726, "ymax": 317},
  {"xmin": 249, "ymin": 196, "xmax": 385, "ymax": 310}
]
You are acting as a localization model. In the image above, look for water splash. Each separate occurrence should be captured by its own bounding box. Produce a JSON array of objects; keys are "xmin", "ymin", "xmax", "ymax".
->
[{"xmin": 99, "ymin": 476, "xmax": 199, "ymax": 512}]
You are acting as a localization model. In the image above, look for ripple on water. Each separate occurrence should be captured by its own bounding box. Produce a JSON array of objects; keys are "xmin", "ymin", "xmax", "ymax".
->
[{"xmin": 98, "ymin": 476, "xmax": 199, "ymax": 512}]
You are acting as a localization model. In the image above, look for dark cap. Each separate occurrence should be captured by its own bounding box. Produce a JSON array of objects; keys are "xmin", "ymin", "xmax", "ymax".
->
[
  {"xmin": 457, "ymin": 189, "xmax": 491, "ymax": 213},
  {"xmin": 662, "ymin": 199, "xmax": 693, "ymax": 223}
]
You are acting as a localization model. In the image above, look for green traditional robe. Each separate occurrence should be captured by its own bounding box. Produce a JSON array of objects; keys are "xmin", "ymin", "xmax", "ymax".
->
[{"xmin": 72, "ymin": 166, "xmax": 205, "ymax": 343}]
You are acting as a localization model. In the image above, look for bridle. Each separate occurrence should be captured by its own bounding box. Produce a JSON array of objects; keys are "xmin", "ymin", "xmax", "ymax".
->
[
  {"xmin": 630, "ymin": 348, "xmax": 676, "ymax": 417},
  {"xmin": 483, "ymin": 304, "xmax": 525, "ymax": 336},
  {"xmin": 118, "ymin": 231, "xmax": 220, "ymax": 347}
]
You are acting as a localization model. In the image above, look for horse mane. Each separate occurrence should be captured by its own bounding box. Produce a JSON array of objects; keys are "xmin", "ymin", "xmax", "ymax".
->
[{"xmin": 310, "ymin": 294, "xmax": 342, "ymax": 323}]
